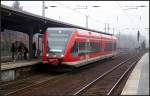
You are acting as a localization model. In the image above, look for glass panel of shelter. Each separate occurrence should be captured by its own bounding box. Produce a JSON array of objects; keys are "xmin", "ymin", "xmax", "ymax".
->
[{"xmin": 1, "ymin": 29, "xmax": 29, "ymax": 63}]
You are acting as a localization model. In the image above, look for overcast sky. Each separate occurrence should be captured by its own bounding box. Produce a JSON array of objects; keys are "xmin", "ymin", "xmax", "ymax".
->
[{"xmin": 1, "ymin": 1, "xmax": 149, "ymax": 40}]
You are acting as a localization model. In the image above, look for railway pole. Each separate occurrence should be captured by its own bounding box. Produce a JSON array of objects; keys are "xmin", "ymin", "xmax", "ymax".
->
[
  {"xmin": 107, "ymin": 23, "xmax": 109, "ymax": 33},
  {"xmin": 105, "ymin": 23, "xmax": 107, "ymax": 33},
  {"xmin": 28, "ymin": 25, "xmax": 34, "ymax": 60},
  {"xmin": 42, "ymin": 1, "xmax": 45, "ymax": 17},
  {"xmin": 104, "ymin": 23, "xmax": 110, "ymax": 33},
  {"xmin": 86, "ymin": 15, "xmax": 89, "ymax": 28},
  {"xmin": 73, "ymin": 5, "xmax": 100, "ymax": 29},
  {"xmin": 113, "ymin": 28, "xmax": 115, "ymax": 35},
  {"xmin": 42, "ymin": 2, "xmax": 61, "ymax": 21}
]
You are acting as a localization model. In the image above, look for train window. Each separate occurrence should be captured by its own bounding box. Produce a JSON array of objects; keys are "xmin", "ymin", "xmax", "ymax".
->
[
  {"xmin": 71, "ymin": 41, "xmax": 89, "ymax": 56},
  {"xmin": 46, "ymin": 29, "xmax": 73, "ymax": 55},
  {"xmin": 105, "ymin": 43, "xmax": 113, "ymax": 51},
  {"xmin": 78, "ymin": 42, "xmax": 87, "ymax": 56},
  {"xmin": 90, "ymin": 42, "xmax": 100, "ymax": 53},
  {"xmin": 71, "ymin": 40, "xmax": 101, "ymax": 56},
  {"xmin": 71, "ymin": 41, "xmax": 78, "ymax": 56}
]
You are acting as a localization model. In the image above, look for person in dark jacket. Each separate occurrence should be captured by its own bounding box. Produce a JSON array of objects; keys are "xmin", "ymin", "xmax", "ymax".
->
[
  {"xmin": 11, "ymin": 42, "xmax": 16, "ymax": 60},
  {"xmin": 32, "ymin": 42, "xmax": 36, "ymax": 58},
  {"xmin": 23, "ymin": 44, "xmax": 28, "ymax": 60},
  {"xmin": 17, "ymin": 43, "xmax": 24, "ymax": 60}
]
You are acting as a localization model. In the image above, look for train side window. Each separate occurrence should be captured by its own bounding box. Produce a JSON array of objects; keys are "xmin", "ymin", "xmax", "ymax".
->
[
  {"xmin": 71, "ymin": 41, "xmax": 78, "ymax": 56},
  {"xmin": 78, "ymin": 42, "xmax": 86, "ymax": 56},
  {"xmin": 105, "ymin": 43, "xmax": 113, "ymax": 51},
  {"xmin": 90, "ymin": 42, "xmax": 101, "ymax": 53}
]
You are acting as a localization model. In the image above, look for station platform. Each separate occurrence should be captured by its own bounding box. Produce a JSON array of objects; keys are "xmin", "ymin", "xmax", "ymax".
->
[
  {"xmin": 1, "ymin": 59, "xmax": 40, "ymax": 71},
  {"xmin": 121, "ymin": 52, "xmax": 149, "ymax": 95}
]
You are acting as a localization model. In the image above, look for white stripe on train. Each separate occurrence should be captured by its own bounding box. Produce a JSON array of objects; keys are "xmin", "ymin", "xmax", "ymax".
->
[{"xmin": 62, "ymin": 52, "xmax": 117, "ymax": 67}]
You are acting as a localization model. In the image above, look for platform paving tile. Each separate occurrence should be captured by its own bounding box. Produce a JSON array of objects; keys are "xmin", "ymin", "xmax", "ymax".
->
[{"xmin": 121, "ymin": 52, "xmax": 149, "ymax": 95}]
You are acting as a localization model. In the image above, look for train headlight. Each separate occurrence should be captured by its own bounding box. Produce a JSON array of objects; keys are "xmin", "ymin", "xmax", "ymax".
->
[
  {"xmin": 46, "ymin": 54, "xmax": 49, "ymax": 56},
  {"xmin": 61, "ymin": 54, "xmax": 64, "ymax": 57}
]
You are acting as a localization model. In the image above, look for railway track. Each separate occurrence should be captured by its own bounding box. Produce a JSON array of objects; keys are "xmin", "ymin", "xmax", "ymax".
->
[
  {"xmin": 0, "ymin": 72, "xmax": 68, "ymax": 96},
  {"xmin": 74, "ymin": 54, "xmax": 142, "ymax": 95},
  {"xmin": 0, "ymin": 51, "xmax": 146, "ymax": 96}
]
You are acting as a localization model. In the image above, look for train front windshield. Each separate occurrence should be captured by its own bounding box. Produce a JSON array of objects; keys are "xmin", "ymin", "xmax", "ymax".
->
[{"xmin": 46, "ymin": 28, "xmax": 73, "ymax": 55}]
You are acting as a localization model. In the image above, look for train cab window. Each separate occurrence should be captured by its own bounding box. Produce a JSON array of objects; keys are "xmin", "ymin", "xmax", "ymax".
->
[
  {"xmin": 46, "ymin": 29, "xmax": 73, "ymax": 55},
  {"xmin": 71, "ymin": 41, "xmax": 78, "ymax": 56}
]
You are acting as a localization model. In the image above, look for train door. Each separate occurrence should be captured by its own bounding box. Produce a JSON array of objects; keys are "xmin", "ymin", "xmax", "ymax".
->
[
  {"xmin": 78, "ymin": 38, "xmax": 87, "ymax": 62},
  {"xmin": 37, "ymin": 34, "xmax": 43, "ymax": 57},
  {"xmin": 85, "ymin": 39, "xmax": 90, "ymax": 62}
]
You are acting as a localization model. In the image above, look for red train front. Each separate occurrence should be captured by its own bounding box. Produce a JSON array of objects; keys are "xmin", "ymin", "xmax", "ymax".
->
[{"xmin": 42, "ymin": 27, "xmax": 117, "ymax": 67}]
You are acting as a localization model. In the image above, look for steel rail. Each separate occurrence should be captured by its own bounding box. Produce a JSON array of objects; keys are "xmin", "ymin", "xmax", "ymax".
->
[
  {"xmin": 1, "ymin": 53, "xmax": 125, "ymax": 96},
  {"xmin": 4, "ymin": 73, "xmax": 68, "ymax": 96},
  {"xmin": 107, "ymin": 56, "xmax": 141, "ymax": 95},
  {"xmin": 0, "ymin": 73, "xmax": 46, "ymax": 88},
  {"xmin": 73, "ymin": 55, "xmax": 138, "ymax": 95}
]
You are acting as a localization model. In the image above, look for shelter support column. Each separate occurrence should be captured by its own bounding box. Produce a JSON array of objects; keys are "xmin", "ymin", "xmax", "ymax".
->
[
  {"xmin": 37, "ymin": 24, "xmax": 41, "ymax": 58},
  {"xmin": 28, "ymin": 27, "xmax": 33, "ymax": 60}
]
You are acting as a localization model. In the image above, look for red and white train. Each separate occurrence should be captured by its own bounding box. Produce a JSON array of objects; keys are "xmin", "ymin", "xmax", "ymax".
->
[{"xmin": 42, "ymin": 27, "xmax": 117, "ymax": 67}]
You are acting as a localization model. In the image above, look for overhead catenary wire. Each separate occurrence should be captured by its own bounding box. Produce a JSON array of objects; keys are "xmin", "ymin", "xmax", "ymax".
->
[
  {"xmin": 52, "ymin": 1, "xmax": 111, "ymax": 31},
  {"xmin": 115, "ymin": 1, "xmax": 141, "ymax": 30}
]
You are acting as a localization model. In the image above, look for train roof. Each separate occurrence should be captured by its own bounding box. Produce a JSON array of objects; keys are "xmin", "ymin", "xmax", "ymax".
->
[
  {"xmin": 47, "ymin": 27, "xmax": 113, "ymax": 36},
  {"xmin": 47, "ymin": 27, "xmax": 75, "ymax": 31}
]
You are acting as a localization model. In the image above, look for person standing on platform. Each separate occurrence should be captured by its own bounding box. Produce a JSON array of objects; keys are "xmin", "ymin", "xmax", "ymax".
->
[
  {"xmin": 17, "ymin": 42, "xmax": 24, "ymax": 60},
  {"xmin": 23, "ymin": 44, "xmax": 28, "ymax": 60},
  {"xmin": 11, "ymin": 42, "xmax": 16, "ymax": 60},
  {"xmin": 32, "ymin": 42, "xmax": 36, "ymax": 58}
]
